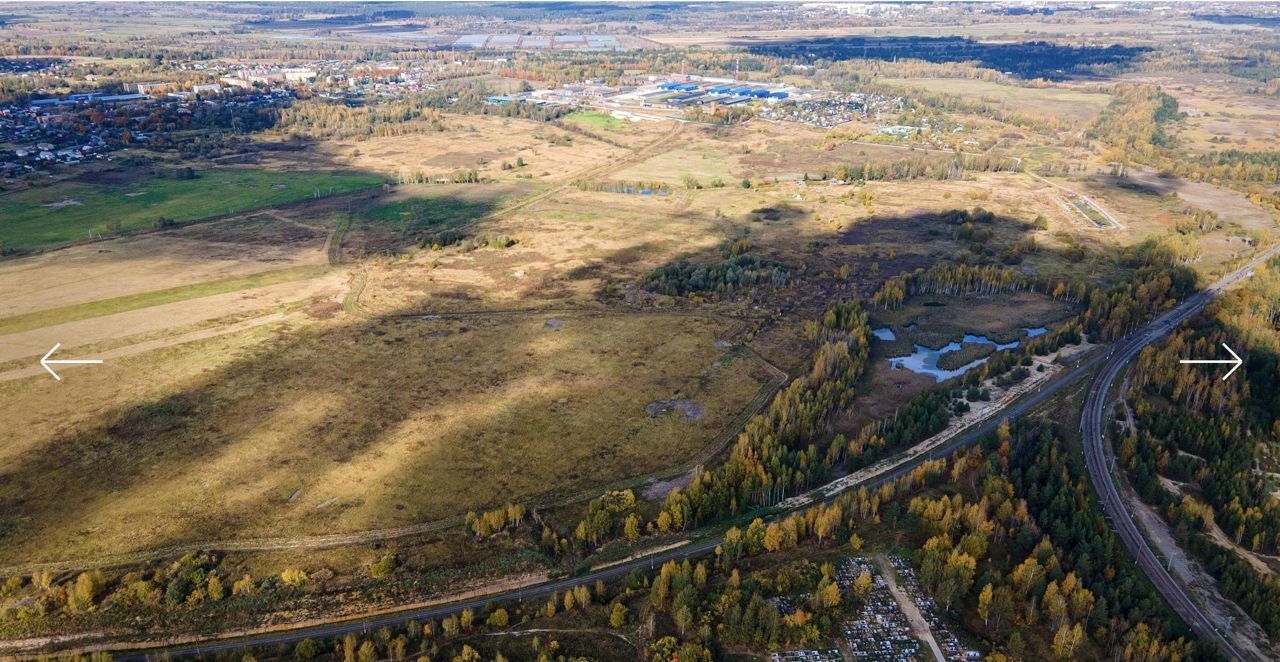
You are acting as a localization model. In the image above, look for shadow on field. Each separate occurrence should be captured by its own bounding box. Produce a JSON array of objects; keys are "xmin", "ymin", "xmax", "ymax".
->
[
  {"xmin": 839, "ymin": 208, "xmax": 1031, "ymax": 249},
  {"xmin": 742, "ymin": 35, "xmax": 1150, "ymax": 80},
  {"xmin": 0, "ymin": 300, "xmax": 752, "ymax": 563},
  {"xmin": 0, "ymin": 204, "xmax": 1041, "ymax": 564},
  {"xmin": 341, "ymin": 187, "xmax": 513, "ymax": 257}
]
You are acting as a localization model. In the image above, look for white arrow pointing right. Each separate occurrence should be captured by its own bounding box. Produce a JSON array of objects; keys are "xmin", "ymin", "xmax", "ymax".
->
[{"xmin": 1180, "ymin": 342, "xmax": 1243, "ymax": 381}]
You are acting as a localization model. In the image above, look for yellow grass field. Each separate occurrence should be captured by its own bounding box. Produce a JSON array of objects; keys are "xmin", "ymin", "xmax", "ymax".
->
[
  {"xmin": 0, "ymin": 311, "xmax": 769, "ymax": 563},
  {"xmin": 1140, "ymin": 73, "xmax": 1280, "ymax": 152},
  {"xmin": 881, "ymin": 77, "xmax": 1113, "ymax": 126},
  {"xmin": 327, "ymin": 114, "xmax": 631, "ymax": 182},
  {"xmin": 0, "ymin": 217, "xmax": 330, "ymax": 319},
  {"xmin": 3, "ymin": 107, "xmax": 1272, "ymax": 573}
]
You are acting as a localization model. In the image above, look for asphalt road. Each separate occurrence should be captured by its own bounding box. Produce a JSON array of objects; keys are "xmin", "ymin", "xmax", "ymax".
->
[
  {"xmin": 116, "ymin": 248, "xmax": 1277, "ymax": 661},
  {"xmin": 1081, "ymin": 246, "xmax": 1280, "ymax": 662}
]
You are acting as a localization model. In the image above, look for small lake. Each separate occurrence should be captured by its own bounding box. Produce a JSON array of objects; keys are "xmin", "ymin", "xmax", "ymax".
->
[
  {"xmin": 875, "ymin": 326, "xmax": 1048, "ymax": 382},
  {"xmin": 620, "ymin": 186, "xmax": 671, "ymax": 196}
]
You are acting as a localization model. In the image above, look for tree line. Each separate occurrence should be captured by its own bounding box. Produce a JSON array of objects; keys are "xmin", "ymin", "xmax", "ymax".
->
[
  {"xmin": 570, "ymin": 299, "xmax": 873, "ymax": 549},
  {"xmin": 872, "ymin": 235, "xmax": 1198, "ymax": 344},
  {"xmin": 821, "ymin": 154, "xmax": 1022, "ymax": 185}
]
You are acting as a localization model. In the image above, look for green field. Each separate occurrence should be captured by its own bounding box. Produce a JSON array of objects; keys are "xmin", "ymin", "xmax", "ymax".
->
[
  {"xmin": 0, "ymin": 169, "xmax": 382, "ymax": 249},
  {"xmin": 563, "ymin": 110, "xmax": 627, "ymax": 131},
  {"xmin": 360, "ymin": 195, "xmax": 496, "ymax": 235}
]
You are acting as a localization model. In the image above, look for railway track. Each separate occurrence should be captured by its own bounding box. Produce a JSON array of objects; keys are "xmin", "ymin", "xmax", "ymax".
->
[{"xmin": 1080, "ymin": 245, "xmax": 1280, "ymax": 662}]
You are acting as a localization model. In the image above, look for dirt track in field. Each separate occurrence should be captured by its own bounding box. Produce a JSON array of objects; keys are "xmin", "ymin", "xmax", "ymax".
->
[{"xmin": 0, "ymin": 270, "xmax": 347, "ymax": 364}]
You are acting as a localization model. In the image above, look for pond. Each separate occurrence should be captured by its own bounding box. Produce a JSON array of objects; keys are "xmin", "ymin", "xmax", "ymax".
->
[{"xmin": 876, "ymin": 327, "xmax": 1048, "ymax": 382}]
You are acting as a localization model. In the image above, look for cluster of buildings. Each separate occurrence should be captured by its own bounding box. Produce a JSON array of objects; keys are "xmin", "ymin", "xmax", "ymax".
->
[
  {"xmin": 0, "ymin": 141, "xmax": 104, "ymax": 174},
  {"xmin": 0, "ymin": 57, "xmax": 69, "ymax": 75},
  {"xmin": 770, "ymin": 649, "xmax": 844, "ymax": 662},
  {"xmin": 25, "ymin": 76, "xmax": 243, "ymax": 110},
  {"xmin": 758, "ymin": 93, "xmax": 904, "ymax": 128},
  {"xmin": 3, "ymin": 57, "xmax": 478, "ymax": 177},
  {"xmin": 875, "ymin": 116, "xmax": 967, "ymax": 151},
  {"xmin": 493, "ymin": 74, "xmax": 924, "ymax": 133},
  {"xmin": 220, "ymin": 67, "xmax": 317, "ymax": 89},
  {"xmin": 1, "ymin": 85, "xmax": 292, "ymax": 177},
  {"xmin": 0, "ymin": 105, "xmax": 114, "ymax": 175},
  {"xmin": 611, "ymin": 75, "xmax": 806, "ymax": 109},
  {"xmin": 132, "ymin": 80, "xmax": 224, "ymax": 98},
  {"xmin": 28, "ymin": 91, "xmax": 150, "ymax": 108},
  {"xmin": 487, "ymin": 74, "xmax": 820, "ymax": 121}
]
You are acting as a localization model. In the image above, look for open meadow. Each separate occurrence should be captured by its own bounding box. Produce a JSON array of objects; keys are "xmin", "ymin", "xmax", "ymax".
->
[
  {"xmin": 608, "ymin": 121, "xmax": 927, "ymax": 185},
  {"xmin": 0, "ymin": 215, "xmax": 332, "ymax": 320},
  {"xmin": 559, "ymin": 110, "xmax": 673, "ymax": 149},
  {"xmin": 881, "ymin": 77, "xmax": 1113, "ymax": 126},
  {"xmin": 0, "ymin": 308, "xmax": 770, "ymax": 563},
  {"xmin": 2, "ymin": 110, "xmax": 1271, "ymax": 572},
  {"xmin": 1138, "ymin": 72, "xmax": 1280, "ymax": 152},
  {"xmin": 325, "ymin": 114, "xmax": 633, "ymax": 183},
  {"xmin": 4, "ymin": 11, "xmax": 1280, "ymax": 650},
  {"xmin": 0, "ymin": 168, "xmax": 381, "ymax": 249}
]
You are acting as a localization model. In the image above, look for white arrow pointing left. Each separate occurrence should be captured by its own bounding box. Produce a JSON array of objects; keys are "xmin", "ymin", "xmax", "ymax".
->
[{"xmin": 40, "ymin": 343, "xmax": 103, "ymax": 381}]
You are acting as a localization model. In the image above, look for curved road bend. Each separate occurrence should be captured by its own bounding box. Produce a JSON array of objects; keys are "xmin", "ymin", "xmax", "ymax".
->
[
  {"xmin": 1082, "ymin": 246, "xmax": 1280, "ymax": 662},
  {"xmin": 115, "ymin": 249, "xmax": 1277, "ymax": 661}
]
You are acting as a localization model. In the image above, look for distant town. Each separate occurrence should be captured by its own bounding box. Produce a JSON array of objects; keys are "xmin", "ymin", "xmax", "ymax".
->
[{"xmin": 2, "ymin": 57, "xmax": 920, "ymax": 179}]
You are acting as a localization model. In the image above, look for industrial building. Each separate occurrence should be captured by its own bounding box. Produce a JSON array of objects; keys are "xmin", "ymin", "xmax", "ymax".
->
[{"xmin": 626, "ymin": 77, "xmax": 794, "ymax": 109}]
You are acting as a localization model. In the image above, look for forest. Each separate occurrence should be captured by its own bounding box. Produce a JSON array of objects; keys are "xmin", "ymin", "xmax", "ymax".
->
[
  {"xmin": 574, "ymin": 238, "xmax": 1198, "ymax": 558},
  {"xmin": 744, "ymin": 36, "xmax": 1150, "ymax": 81},
  {"xmin": 822, "ymin": 154, "xmax": 1022, "ymax": 184},
  {"xmin": 1087, "ymin": 83, "xmax": 1183, "ymax": 163},
  {"xmin": 643, "ymin": 244, "xmax": 791, "ymax": 297},
  {"xmin": 204, "ymin": 419, "xmax": 1206, "ymax": 662},
  {"xmin": 1121, "ymin": 258, "xmax": 1280, "ymax": 638}
]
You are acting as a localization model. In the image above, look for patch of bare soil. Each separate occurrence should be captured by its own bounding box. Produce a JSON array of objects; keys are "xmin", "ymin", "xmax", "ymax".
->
[
  {"xmin": 747, "ymin": 203, "xmax": 809, "ymax": 223},
  {"xmin": 1126, "ymin": 491, "xmax": 1278, "ymax": 661},
  {"xmin": 305, "ymin": 300, "xmax": 343, "ymax": 320},
  {"xmin": 641, "ymin": 471, "xmax": 695, "ymax": 500},
  {"xmin": 740, "ymin": 138, "xmax": 917, "ymax": 177},
  {"xmin": 1108, "ymin": 168, "xmax": 1276, "ymax": 232},
  {"xmin": 0, "ymin": 233, "xmax": 329, "ymax": 318},
  {"xmin": 0, "ymin": 270, "xmax": 347, "ymax": 363},
  {"xmin": 42, "ymin": 198, "xmax": 82, "ymax": 208},
  {"xmin": 840, "ymin": 212, "xmax": 952, "ymax": 246},
  {"xmin": 1159, "ymin": 475, "xmax": 1278, "ymax": 578},
  {"xmin": 833, "ymin": 360, "xmax": 935, "ymax": 436},
  {"xmin": 422, "ymin": 149, "xmax": 504, "ymax": 169},
  {"xmin": 645, "ymin": 399, "xmax": 705, "ymax": 421}
]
